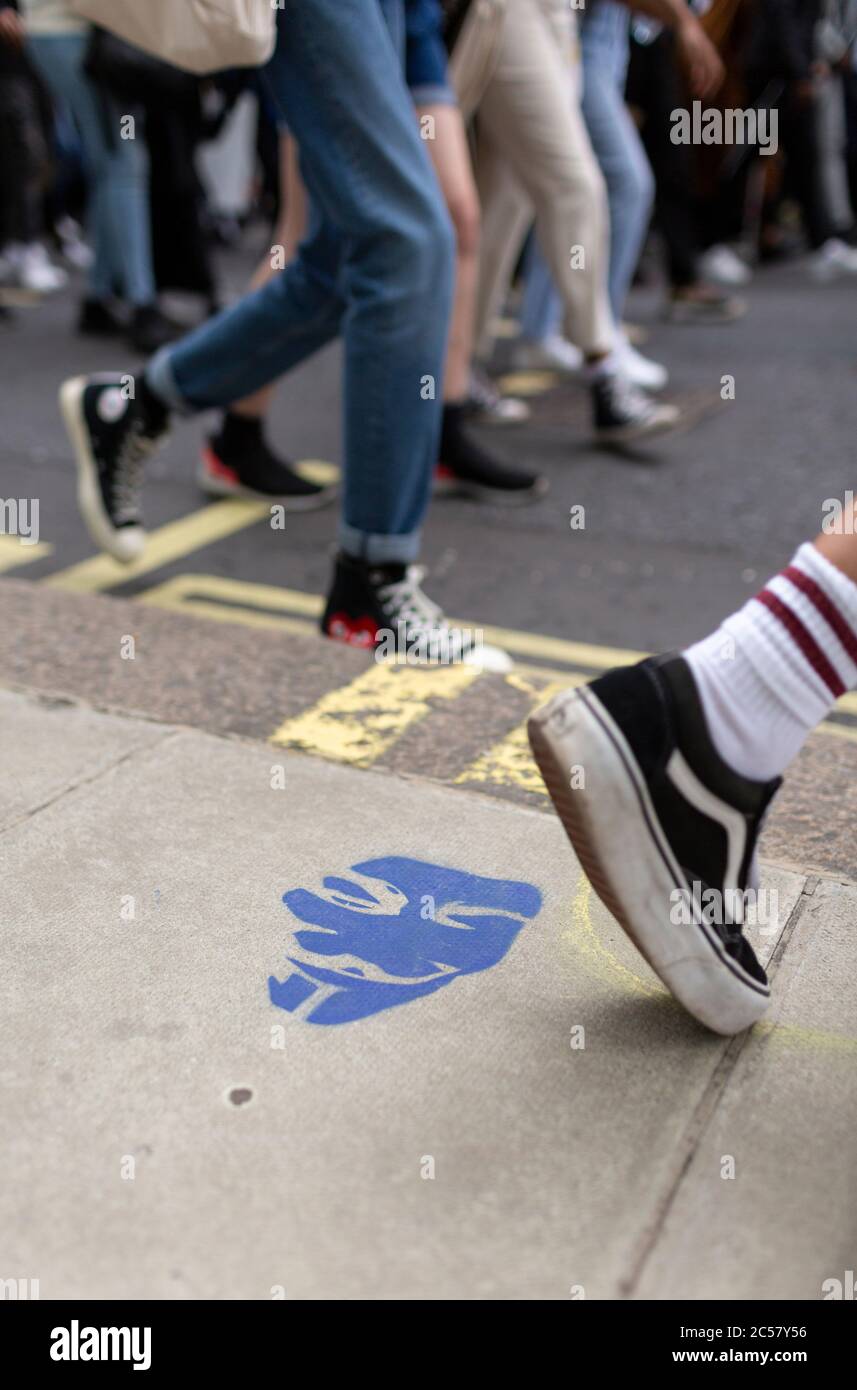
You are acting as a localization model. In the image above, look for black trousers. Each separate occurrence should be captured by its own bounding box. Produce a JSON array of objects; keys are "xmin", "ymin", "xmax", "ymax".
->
[
  {"xmin": 773, "ymin": 89, "xmax": 835, "ymax": 249},
  {"xmin": 626, "ymin": 30, "xmax": 699, "ymax": 289},
  {"xmin": 0, "ymin": 70, "xmax": 49, "ymax": 247}
]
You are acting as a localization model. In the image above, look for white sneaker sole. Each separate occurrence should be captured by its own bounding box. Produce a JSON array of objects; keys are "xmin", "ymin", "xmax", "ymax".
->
[
  {"xmin": 528, "ymin": 685, "xmax": 770, "ymax": 1036},
  {"xmin": 59, "ymin": 377, "xmax": 145, "ymax": 564}
]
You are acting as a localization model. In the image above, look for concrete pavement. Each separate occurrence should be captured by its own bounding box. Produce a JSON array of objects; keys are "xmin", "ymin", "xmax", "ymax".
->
[{"xmin": 2, "ymin": 648, "xmax": 856, "ymax": 1299}]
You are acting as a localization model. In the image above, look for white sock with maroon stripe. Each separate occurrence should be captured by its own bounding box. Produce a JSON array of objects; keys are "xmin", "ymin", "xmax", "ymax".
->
[{"xmin": 684, "ymin": 543, "xmax": 857, "ymax": 780}]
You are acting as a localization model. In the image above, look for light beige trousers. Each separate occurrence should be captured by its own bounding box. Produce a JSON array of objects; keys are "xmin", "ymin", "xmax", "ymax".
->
[{"xmin": 450, "ymin": 0, "xmax": 614, "ymax": 358}]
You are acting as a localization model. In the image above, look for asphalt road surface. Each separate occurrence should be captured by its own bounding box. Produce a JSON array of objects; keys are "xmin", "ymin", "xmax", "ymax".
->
[{"xmin": 4, "ymin": 237, "xmax": 857, "ymax": 658}]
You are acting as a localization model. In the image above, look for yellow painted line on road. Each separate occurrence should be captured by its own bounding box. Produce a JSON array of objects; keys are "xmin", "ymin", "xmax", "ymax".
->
[
  {"xmin": 455, "ymin": 672, "xmax": 571, "ymax": 794},
  {"xmin": 44, "ymin": 558, "xmax": 857, "ymax": 758},
  {"xmin": 43, "ymin": 499, "xmax": 271, "ymax": 593},
  {"xmin": 0, "ymin": 535, "xmax": 53, "ymax": 573},
  {"xmin": 132, "ymin": 570, "xmax": 644, "ymax": 672},
  {"xmin": 271, "ymin": 660, "xmax": 480, "ymax": 766},
  {"xmin": 497, "ymin": 370, "xmax": 559, "ymax": 397},
  {"xmin": 294, "ymin": 459, "xmax": 340, "ymax": 487},
  {"xmin": 138, "ymin": 573, "xmax": 322, "ymax": 633},
  {"xmin": 478, "ymin": 622, "xmax": 642, "ymax": 672},
  {"xmin": 124, "ymin": 570, "xmax": 857, "ymax": 753},
  {"xmin": 818, "ymin": 716, "xmax": 857, "ymax": 743}
]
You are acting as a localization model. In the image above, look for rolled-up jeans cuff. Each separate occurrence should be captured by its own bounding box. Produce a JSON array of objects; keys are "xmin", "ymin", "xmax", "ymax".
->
[
  {"xmin": 145, "ymin": 347, "xmax": 197, "ymax": 417},
  {"xmin": 338, "ymin": 523, "xmax": 422, "ymax": 565}
]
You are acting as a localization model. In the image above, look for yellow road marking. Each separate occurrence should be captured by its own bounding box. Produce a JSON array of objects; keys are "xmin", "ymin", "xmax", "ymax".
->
[
  {"xmin": 478, "ymin": 622, "xmax": 642, "ymax": 671},
  {"xmin": 138, "ymin": 573, "xmax": 322, "ymax": 631},
  {"xmin": 818, "ymin": 716, "xmax": 857, "ymax": 743},
  {"xmin": 291, "ymin": 459, "xmax": 339, "ymax": 487},
  {"xmin": 128, "ymin": 571, "xmax": 857, "ymax": 748},
  {"xmin": 456, "ymin": 673, "xmax": 572, "ymax": 793},
  {"xmin": 497, "ymin": 369, "xmax": 559, "ymax": 397},
  {"xmin": 0, "ymin": 535, "xmax": 53, "ymax": 573},
  {"xmin": 134, "ymin": 571, "xmax": 644, "ymax": 671},
  {"xmin": 271, "ymin": 660, "xmax": 480, "ymax": 766},
  {"xmin": 43, "ymin": 500, "xmax": 272, "ymax": 593}
]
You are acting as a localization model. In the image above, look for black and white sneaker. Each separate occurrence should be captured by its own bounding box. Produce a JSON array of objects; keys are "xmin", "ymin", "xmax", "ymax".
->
[
  {"xmin": 528, "ymin": 653, "xmax": 781, "ymax": 1035},
  {"xmin": 466, "ymin": 367, "xmax": 531, "ymax": 426},
  {"xmin": 59, "ymin": 374, "xmax": 169, "ymax": 563},
  {"xmin": 321, "ymin": 552, "xmax": 511, "ymax": 670},
  {"xmin": 591, "ymin": 370, "xmax": 679, "ymax": 443}
]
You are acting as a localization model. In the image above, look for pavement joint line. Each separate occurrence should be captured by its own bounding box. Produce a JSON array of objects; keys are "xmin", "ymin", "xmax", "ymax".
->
[
  {"xmin": 0, "ymin": 722, "xmax": 179, "ymax": 838},
  {"xmin": 617, "ymin": 872, "xmax": 835, "ymax": 1299},
  {"xmin": 620, "ymin": 1024, "xmax": 755, "ymax": 1299}
]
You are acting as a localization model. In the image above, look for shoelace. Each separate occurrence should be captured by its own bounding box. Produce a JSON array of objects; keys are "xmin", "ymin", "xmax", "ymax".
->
[
  {"xmin": 604, "ymin": 370, "xmax": 652, "ymax": 420},
  {"xmin": 376, "ymin": 565, "xmax": 467, "ymax": 660},
  {"xmin": 111, "ymin": 419, "xmax": 163, "ymax": 525},
  {"xmin": 468, "ymin": 368, "xmax": 502, "ymax": 413}
]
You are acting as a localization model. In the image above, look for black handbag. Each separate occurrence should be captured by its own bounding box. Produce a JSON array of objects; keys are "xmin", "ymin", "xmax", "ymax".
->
[{"xmin": 82, "ymin": 25, "xmax": 200, "ymax": 109}]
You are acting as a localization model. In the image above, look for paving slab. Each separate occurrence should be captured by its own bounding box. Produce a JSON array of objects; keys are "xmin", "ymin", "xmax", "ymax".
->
[
  {"xmin": 635, "ymin": 876, "xmax": 857, "ymax": 1301},
  {"xmin": 0, "ymin": 687, "xmax": 166, "ymax": 833},
  {"xmin": 0, "ymin": 691, "xmax": 825, "ymax": 1300}
]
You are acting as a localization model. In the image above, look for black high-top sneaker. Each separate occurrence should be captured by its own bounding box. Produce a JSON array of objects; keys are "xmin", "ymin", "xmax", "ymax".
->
[
  {"xmin": 321, "ymin": 552, "xmax": 511, "ymax": 670},
  {"xmin": 198, "ymin": 415, "xmax": 335, "ymax": 509},
  {"xmin": 59, "ymin": 374, "xmax": 169, "ymax": 563},
  {"xmin": 591, "ymin": 369, "xmax": 679, "ymax": 443},
  {"xmin": 528, "ymin": 653, "xmax": 781, "ymax": 1035},
  {"xmin": 435, "ymin": 403, "xmax": 547, "ymax": 505}
]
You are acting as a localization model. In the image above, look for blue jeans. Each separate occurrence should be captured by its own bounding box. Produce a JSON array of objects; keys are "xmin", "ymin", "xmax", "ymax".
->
[
  {"xmin": 148, "ymin": 0, "xmax": 455, "ymax": 564},
  {"xmin": 27, "ymin": 34, "xmax": 155, "ymax": 305},
  {"xmin": 520, "ymin": 3, "xmax": 654, "ymax": 338}
]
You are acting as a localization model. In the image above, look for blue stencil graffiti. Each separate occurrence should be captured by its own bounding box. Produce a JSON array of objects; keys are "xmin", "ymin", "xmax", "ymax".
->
[{"xmin": 268, "ymin": 856, "xmax": 542, "ymax": 1025}]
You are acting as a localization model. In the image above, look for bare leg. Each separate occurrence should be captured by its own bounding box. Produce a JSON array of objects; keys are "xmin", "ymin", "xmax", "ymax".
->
[
  {"xmin": 415, "ymin": 103, "xmax": 480, "ymax": 403},
  {"xmin": 231, "ymin": 133, "xmax": 307, "ymax": 421}
]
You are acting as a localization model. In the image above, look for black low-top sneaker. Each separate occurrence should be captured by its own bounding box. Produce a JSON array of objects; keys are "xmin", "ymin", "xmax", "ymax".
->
[
  {"xmin": 435, "ymin": 403, "xmax": 547, "ymax": 505},
  {"xmin": 59, "ymin": 374, "xmax": 169, "ymax": 563},
  {"xmin": 592, "ymin": 371, "xmax": 679, "ymax": 443},
  {"xmin": 198, "ymin": 426, "xmax": 335, "ymax": 510},
  {"xmin": 528, "ymin": 653, "xmax": 781, "ymax": 1035},
  {"xmin": 128, "ymin": 304, "xmax": 179, "ymax": 355},
  {"xmin": 77, "ymin": 297, "xmax": 125, "ymax": 339},
  {"xmin": 321, "ymin": 552, "xmax": 511, "ymax": 670}
]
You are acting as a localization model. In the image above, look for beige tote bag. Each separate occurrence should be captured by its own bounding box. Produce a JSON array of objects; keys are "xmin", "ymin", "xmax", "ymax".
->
[{"xmin": 70, "ymin": 0, "xmax": 277, "ymax": 75}]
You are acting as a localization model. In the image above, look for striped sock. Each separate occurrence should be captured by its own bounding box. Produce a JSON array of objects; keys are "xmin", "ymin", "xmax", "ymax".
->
[{"xmin": 684, "ymin": 543, "xmax": 857, "ymax": 780}]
